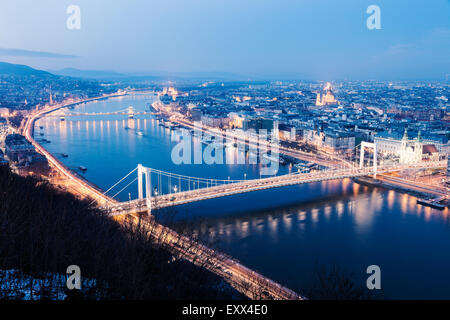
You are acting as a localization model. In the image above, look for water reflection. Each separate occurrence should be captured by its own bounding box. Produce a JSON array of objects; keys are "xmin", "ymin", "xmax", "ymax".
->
[{"xmin": 35, "ymin": 94, "xmax": 450, "ymax": 299}]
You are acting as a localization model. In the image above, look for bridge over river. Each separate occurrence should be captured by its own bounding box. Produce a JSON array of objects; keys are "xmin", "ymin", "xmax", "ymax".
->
[
  {"xmin": 101, "ymin": 140, "xmax": 446, "ymax": 216},
  {"xmin": 23, "ymin": 95, "xmax": 447, "ymax": 300}
]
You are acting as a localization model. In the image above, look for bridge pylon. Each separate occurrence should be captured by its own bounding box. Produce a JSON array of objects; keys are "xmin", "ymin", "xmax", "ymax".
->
[
  {"xmin": 137, "ymin": 164, "xmax": 152, "ymax": 215},
  {"xmin": 360, "ymin": 142, "xmax": 378, "ymax": 178}
]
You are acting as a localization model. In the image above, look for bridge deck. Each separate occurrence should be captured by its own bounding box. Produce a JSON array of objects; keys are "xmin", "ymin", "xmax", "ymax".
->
[{"xmin": 108, "ymin": 161, "xmax": 445, "ymax": 216}]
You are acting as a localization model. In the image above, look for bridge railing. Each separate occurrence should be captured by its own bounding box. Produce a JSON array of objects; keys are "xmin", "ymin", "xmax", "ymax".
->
[{"xmin": 106, "ymin": 160, "xmax": 446, "ymax": 215}]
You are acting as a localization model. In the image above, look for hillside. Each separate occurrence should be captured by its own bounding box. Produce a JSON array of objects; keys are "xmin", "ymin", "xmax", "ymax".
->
[
  {"xmin": 0, "ymin": 61, "xmax": 54, "ymax": 77},
  {"xmin": 50, "ymin": 68, "xmax": 125, "ymax": 79},
  {"xmin": 0, "ymin": 165, "xmax": 244, "ymax": 300}
]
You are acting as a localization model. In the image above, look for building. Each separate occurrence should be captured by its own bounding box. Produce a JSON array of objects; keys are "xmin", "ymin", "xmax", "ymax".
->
[
  {"xmin": 190, "ymin": 108, "xmax": 203, "ymax": 121},
  {"xmin": 201, "ymin": 115, "xmax": 230, "ymax": 128},
  {"xmin": 0, "ymin": 108, "xmax": 10, "ymax": 117},
  {"xmin": 315, "ymin": 82, "xmax": 337, "ymax": 106},
  {"xmin": 5, "ymin": 134, "xmax": 35, "ymax": 162},
  {"xmin": 322, "ymin": 130, "xmax": 355, "ymax": 154},
  {"xmin": 278, "ymin": 123, "xmax": 297, "ymax": 141},
  {"xmin": 227, "ymin": 112, "xmax": 245, "ymax": 129},
  {"xmin": 376, "ymin": 130, "xmax": 442, "ymax": 164},
  {"xmin": 304, "ymin": 128, "xmax": 355, "ymax": 154},
  {"xmin": 375, "ymin": 134, "xmax": 403, "ymax": 156},
  {"xmin": 447, "ymin": 155, "xmax": 450, "ymax": 177},
  {"xmin": 242, "ymin": 117, "xmax": 276, "ymax": 132},
  {"xmin": 4, "ymin": 134, "xmax": 49, "ymax": 174}
]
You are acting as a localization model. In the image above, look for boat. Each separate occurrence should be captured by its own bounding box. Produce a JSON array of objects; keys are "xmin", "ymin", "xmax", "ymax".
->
[
  {"xmin": 61, "ymin": 153, "xmax": 68, "ymax": 158},
  {"xmin": 417, "ymin": 199, "xmax": 445, "ymax": 210},
  {"xmin": 60, "ymin": 116, "xmax": 65, "ymax": 121},
  {"xmin": 137, "ymin": 130, "xmax": 144, "ymax": 136},
  {"xmin": 79, "ymin": 166, "xmax": 87, "ymax": 172}
]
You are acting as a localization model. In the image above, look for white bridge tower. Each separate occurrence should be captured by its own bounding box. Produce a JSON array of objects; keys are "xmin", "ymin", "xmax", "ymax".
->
[
  {"xmin": 359, "ymin": 142, "xmax": 378, "ymax": 178},
  {"xmin": 137, "ymin": 164, "xmax": 152, "ymax": 214}
]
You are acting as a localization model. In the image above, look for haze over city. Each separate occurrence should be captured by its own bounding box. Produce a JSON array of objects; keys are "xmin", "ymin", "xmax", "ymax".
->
[{"xmin": 0, "ymin": 0, "xmax": 449, "ymax": 80}]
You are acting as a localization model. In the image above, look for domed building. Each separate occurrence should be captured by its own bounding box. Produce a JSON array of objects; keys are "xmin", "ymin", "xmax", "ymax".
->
[{"xmin": 315, "ymin": 82, "xmax": 337, "ymax": 106}]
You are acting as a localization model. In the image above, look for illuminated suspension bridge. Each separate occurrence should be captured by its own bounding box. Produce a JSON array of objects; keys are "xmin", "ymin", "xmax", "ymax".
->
[{"xmin": 97, "ymin": 142, "xmax": 446, "ymax": 216}]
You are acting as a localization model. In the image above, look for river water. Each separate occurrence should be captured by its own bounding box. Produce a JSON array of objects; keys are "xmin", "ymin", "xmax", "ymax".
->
[{"xmin": 35, "ymin": 94, "xmax": 450, "ymax": 299}]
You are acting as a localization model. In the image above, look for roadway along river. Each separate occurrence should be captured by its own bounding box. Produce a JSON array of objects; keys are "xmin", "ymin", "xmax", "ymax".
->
[{"xmin": 36, "ymin": 94, "xmax": 450, "ymax": 299}]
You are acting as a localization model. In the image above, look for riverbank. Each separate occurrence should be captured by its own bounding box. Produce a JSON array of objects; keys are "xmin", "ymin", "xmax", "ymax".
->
[
  {"xmin": 22, "ymin": 93, "xmax": 304, "ymax": 300},
  {"xmin": 353, "ymin": 175, "xmax": 449, "ymax": 209},
  {"xmin": 151, "ymin": 100, "xmax": 340, "ymax": 168},
  {"xmin": 22, "ymin": 94, "xmax": 127, "ymax": 205}
]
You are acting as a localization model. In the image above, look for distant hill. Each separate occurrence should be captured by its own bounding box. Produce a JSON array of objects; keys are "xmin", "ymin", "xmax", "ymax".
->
[
  {"xmin": 51, "ymin": 69, "xmax": 248, "ymax": 81},
  {"xmin": 0, "ymin": 61, "xmax": 54, "ymax": 77},
  {"xmin": 129, "ymin": 71, "xmax": 247, "ymax": 81},
  {"xmin": 170, "ymin": 71, "xmax": 246, "ymax": 81},
  {"xmin": 50, "ymin": 68, "xmax": 125, "ymax": 79}
]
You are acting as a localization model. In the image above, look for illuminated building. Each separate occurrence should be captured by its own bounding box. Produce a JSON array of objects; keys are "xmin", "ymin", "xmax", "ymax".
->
[
  {"xmin": 0, "ymin": 107, "xmax": 10, "ymax": 117},
  {"xmin": 394, "ymin": 130, "xmax": 440, "ymax": 164},
  {"xmin": 315, "ymin": 82, "xmax": 337, "ymax": 106}
]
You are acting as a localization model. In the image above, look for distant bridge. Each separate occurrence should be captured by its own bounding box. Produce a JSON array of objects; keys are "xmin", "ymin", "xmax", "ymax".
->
[{"xmin": 46, "ymin": 106, "xmax": 158, "ymax": 118}]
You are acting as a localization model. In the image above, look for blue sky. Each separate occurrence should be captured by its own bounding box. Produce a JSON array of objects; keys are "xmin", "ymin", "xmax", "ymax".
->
[{"xmin": 0, "ymin": 0, "xmax": 449, "ymax": 80}]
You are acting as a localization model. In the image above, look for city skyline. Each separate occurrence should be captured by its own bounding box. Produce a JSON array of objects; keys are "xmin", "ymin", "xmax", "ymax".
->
[
  {"xmin": 0, "ymin": 0, "xmax": 449, "ymax": 305},
  {"xmin": 0, "ymin": 0, "xmax": 449, "ymax": 80}
]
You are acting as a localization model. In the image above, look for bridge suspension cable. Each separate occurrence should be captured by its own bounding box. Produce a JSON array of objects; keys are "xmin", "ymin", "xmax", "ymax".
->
[
  {"xmin": 89, "ymin": 166, "xmax": 138, "ymax": 205},
  {"xmin": 147, "ymin": 167, "xmax": 246, "ymax": 184},
  {"xmin": 104, "ymin": 167, "xmax": 138, "ymax": 195},
  {"xmin": 111, "ymin": 177, "xmax": 138, "ymax": 200}
]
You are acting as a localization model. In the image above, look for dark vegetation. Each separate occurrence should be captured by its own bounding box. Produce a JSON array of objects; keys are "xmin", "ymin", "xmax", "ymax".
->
[
  {"xmin": 305, "ymin": 264, "xmax": 383, "ymax": 300},
  {"xmin": 0, "ymin": 165, "xmax": 243, "ymax": 300}
]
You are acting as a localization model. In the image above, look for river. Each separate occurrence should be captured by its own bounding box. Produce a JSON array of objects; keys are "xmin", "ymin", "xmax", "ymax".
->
[{"xmin": 35, "ymin": 94, "xmax": 450, "ymax": 299}]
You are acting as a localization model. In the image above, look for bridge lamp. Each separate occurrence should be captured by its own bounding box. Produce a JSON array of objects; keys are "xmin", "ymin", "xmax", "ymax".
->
[
  {"xmin": 154, "ymin": 187, "xmax": 158, "ymax": 196},
  {"xmin": 173, "ymin": 185, "xmax": 178, "ymax": 193},
  {"xmin": 244, "ymin": 173, "xmax": 247, "ymax": 180}
]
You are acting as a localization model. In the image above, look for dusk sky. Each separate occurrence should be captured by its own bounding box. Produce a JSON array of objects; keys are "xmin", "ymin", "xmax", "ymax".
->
[{"xmin": 0, "ymin": 0, "xmax": 449, "ymax": 80}]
